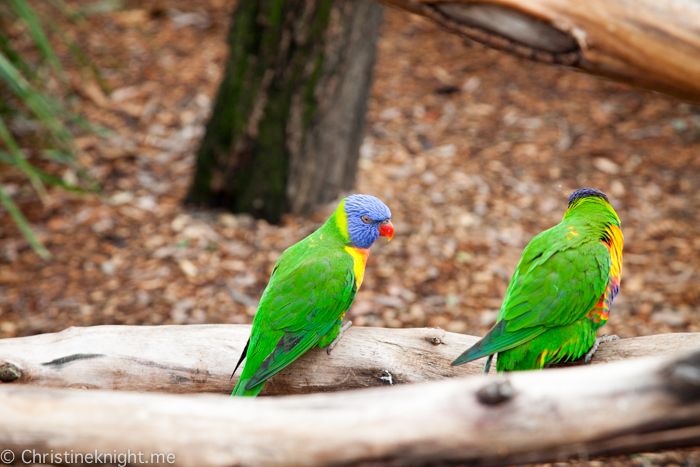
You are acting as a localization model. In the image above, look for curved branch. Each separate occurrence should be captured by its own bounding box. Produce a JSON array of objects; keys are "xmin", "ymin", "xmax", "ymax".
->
[
  {"xmin": 378, "ymin": 0, "xmax": 700, "ymax": 102},
  {"xmin": 2, "ymin": 348, "xmax": 700, "ymax": 466}
]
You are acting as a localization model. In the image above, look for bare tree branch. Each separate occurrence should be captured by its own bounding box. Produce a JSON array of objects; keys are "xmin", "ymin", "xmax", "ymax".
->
[
  {"xmin": 1, "ymin": 324, "xmax": 698, "ymax": 395},
  {"xmin": 376, "ymin": 0, "xmax": 700, "ymax": 102},
  {"xmin": 2, "ymin": 347, "xmax": 700, "ymax": 466}
]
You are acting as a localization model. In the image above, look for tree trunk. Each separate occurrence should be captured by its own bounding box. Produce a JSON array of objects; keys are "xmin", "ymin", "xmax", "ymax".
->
[
  {"xmin": 187, "ymin": 0, "xmax": 383, "ymax": 223},
  {"xmin": 3, "ymin": 348, "xmax": 700, "ymax": 466},
  {"xmin": 2, "ymin": 323, "xmax": 698, "ymax": 395}
]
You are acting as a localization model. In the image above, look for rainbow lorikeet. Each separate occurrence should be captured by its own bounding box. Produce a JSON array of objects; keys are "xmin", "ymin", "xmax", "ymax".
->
[
  {"xmin": 231, "ymin": 194, "xmax": 394, "ymax": 396},
  {"xmin": 452, "ymin": 188, "xmax": 623, "ymax": 372}
]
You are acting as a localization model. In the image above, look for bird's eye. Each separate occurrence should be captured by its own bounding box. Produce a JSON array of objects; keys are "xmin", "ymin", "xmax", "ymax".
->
[{"xmin": 361, "ymin": 215, "xmax": 371, "ymax": 224}]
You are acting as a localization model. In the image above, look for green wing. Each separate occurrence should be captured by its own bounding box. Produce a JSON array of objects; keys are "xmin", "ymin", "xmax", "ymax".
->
[
  {"xmin": 233, "ymin": 247, "xmax": 356, "ymax": 395},
  {"xmin": 453, "ymin": 225, "xmax": 611, "ymax": 365}
]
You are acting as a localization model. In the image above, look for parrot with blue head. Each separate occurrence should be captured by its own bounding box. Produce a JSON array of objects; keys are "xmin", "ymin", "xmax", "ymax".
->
[{"xmin": 231, "ymin": 194, "xmax": 394, "ymax": 396}]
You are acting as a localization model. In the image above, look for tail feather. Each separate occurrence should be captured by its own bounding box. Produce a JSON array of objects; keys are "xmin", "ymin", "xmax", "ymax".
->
[
  {"xmin": 230, "ymin": 338, "xmax": 250, "ymax": 380},
  {"xmin": 452, "ymin": 321, "xmax": 546, "ymax": 366},
  {"xmin": 483, "ymin": 355, "xmax": 494, "ymax": 374},
  {"xmin": 230, "ymin": 337, "xmax": 260, "ymax": 396},
  {"xmin": 231, "ymin": 377, "xmax": 265, "ymax": 397}
]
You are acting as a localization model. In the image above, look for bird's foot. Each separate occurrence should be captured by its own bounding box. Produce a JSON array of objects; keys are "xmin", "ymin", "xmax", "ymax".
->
[
  {"xmin": 327, "ymin": 321, "xmax": 353, "ymax": 355},
  {"xmin": 584, "ymin": 334, "xmax": 620, "ymax": 364}
]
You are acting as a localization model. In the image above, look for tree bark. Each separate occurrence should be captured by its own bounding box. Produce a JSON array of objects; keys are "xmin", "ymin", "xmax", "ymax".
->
[
  {"xmin": 377, "ymin": 0, "xmax": 700, "ymax": 102},
  {"xmin": 2, "ymin": 348, "xmax": 700, "ymax": 466},
  {"xmin": 187, "ymin": 0, "xmax": 383, "ymax": 223},
  {"xmin": 1, "ymin": 324, "xmax": 698, "ymax": 395}
]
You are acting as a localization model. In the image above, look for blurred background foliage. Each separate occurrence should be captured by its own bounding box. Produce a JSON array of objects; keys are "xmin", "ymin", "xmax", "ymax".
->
[{"xmin": 0, "ymin": 0, "xmax": 104, "ymax": 259}]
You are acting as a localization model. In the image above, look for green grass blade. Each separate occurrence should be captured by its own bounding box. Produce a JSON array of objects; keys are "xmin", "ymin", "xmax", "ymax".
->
[
  {"xmin": 8, "ymin": 0, "xmax": 63, "ymax": 75},
  {"xmin": 0, "ymin": 150, "xmax": 88, "ymax": 193},
  {"xmin": 0, "ymin": 32, "xmax": 35, "ymax": 80},
  {"xmin": 49, "ymin": 21, "xmax": 111, "ymax": 94},
  {"xmin": 76, "ymin": 0, "xmax": 125, "ymax": 17},
  {"xmin": 0, "ymin": 116, "xmax": 47, "ymax": 199},
  {"xmin": 46, "ymin": 0, "xmax": 87, "ymax": 23},
  {"xmin": 0, "ymin": 51, "xmax": 72, "ymax": 147},
  {"xmin": 0, "ymin": 182, "xmax": 51, "ymax": 260},
  {"xmin": 40, "ymin": 149, "xmax": 99, "ymax": 191}
]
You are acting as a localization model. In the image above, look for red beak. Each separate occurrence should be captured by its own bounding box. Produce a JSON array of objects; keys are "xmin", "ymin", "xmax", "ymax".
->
[{"xmin": 378, "ymin": 220, "xmax": 394, "ymax": 241}]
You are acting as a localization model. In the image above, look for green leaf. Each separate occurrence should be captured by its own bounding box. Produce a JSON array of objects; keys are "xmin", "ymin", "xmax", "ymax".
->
[
  {"xmin": 76, "ymin": 0, "xmax": 125, "ymax": 17},
  {"xmin": 0, "ymin": 0, "xmax": 104, "ymax": 261},
  {"xmin": 57, "ymin": 27, "xmax": 112, "ymax": 94},
  {"xmin": 0, "ymin": 182, "xmax": 51, "ymax": 260},
  {"xmin": 8, "ymin": 0, "xmax": 63, "ymax": 75},
  {"xmin": 0, "ymin": 150, "xmax": 88, "ymax": 193},
  {"xmin": 0, "ymin": 116, "xmax": 46, "ymax": 199},
  {"xmin": 46, "ymin": 0, "xmax": 87, "ymax": 23},
  {"xmin": 40, "ymin": 149, "xmax": 99, "ymax": 192},
  {"xmin": 0, "ymin": 32, "xmax": 35, "ymax": 80},
  {"xmin": 0, "ymin": 51, "xmax": 72, "ymax": 147}
]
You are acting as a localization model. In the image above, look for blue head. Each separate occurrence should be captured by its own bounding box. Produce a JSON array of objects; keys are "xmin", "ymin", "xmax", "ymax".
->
[
  {"xmin": 342, "ymin": 194, "xmax": 393, "ymax": 249},
  {"xmin": 567, "ymin": 187, "xmax": 609, "ymax": 207}
]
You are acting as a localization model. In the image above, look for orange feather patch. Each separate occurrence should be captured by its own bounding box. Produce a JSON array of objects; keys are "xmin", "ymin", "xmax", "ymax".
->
[{"xmin": 587, "ymin": 224, "xmax": 624, "ymax": 325}]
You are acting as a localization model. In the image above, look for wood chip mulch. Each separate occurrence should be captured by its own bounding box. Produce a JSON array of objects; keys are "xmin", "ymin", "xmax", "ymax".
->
[{"xmin": 1, "ymin": 2, "xmax": 700, "ymax": 465}]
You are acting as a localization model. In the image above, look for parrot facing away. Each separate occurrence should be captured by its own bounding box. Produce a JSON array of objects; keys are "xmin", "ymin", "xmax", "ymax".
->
[
  {"xmin": 452, "ymin": 188, "xmax": 623, "ymax": 372},
  {"xmin": 231, "ymin": 194, "xmax": 394, "ymax": 396}
]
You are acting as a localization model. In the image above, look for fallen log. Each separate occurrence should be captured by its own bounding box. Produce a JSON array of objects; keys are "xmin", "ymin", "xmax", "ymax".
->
[
  {"xmin": 0, "ymin": 324, "xmax": 698, "ymax": 394},
  {"xmin": 2, "ymin": 348, "xmax": 700, "ymax": 466},
  {"xmin": 377, "ymin": 0, "xmax": 700, "ymax": 102}
]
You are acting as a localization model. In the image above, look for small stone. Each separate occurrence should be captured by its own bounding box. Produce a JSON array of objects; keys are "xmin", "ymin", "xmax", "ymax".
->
[
  {"xmin": 101, "ymin": 260, "xmax": 116, "ymax": 275},
  {"xmin": 178, "ymin": 259, "xmax": 198, "ymax": 278},
  {"xmin": 374, "ymin": 295, "xmax": 404, "ymax": 309},
  {"xmin": 379, "ymin": 107, "xmax": 401, "ymax": 121},
  {"xmin": 136, "ymin": 195, "xmax": 158, "ymax": 212},
  {"xmin": 0, "ymin": 322, "xmax": 17, "ymax": 334},
  {"xmin": 479, "ymin": 310, "xmax": 499, "ymax": 327},
  {"xmin": 349, "ymin": 300, "xmax": 374, "ymax": 316},
  {"xmin": 219, "ymin": 213, "xmax": 238, "ymax": 228},
  {"xmin": 650, "ymin": 310, "xmax": 688, "ymax": 327},
  {"xmin": 592, "ymin": 157, "xmax": 619, "ymax": 175},
  {"xmin": 409, "ymin": 304, "xmax": 425, "ymax": 320},
  {"xmin": 435, "ymin": 144, "xmax": 457, "ymax": 157},
  {"xmin": 109, "ymin": 191, "xmax": 134, "ymax": 205}
]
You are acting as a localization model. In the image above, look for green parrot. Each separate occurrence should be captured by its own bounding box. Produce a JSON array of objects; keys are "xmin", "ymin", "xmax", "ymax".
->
[
  {"xmin": 231, "ymin": 194, "xmax": 394, "ymax": 396},
  {"xmin": 452, "ymin": 188, "xmax": 623, "ymax": 372}
]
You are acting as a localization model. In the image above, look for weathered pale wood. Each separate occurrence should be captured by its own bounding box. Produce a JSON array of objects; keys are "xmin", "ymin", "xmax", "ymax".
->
[
  {"xmin": 1, "ymin": 324, "xmax": 699, "ymax": 395},
  {"xmin": 378, "ymin": 0, "xmax": 700, "ymax": 102},
  {"xmin": 2, "ymin": 349, "xmax": 700, "ymax": 466},
  {"xmin": 0, "ymin": 325, "xmax": 484, "ymax": 394}
]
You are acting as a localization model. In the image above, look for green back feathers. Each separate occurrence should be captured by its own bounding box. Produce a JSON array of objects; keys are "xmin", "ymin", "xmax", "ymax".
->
[
  {"xmin": 231, "ymin": 194, "xmax": 392, "ymax": 395},
  {"xmin": 232, "ymin": 240, "xmax": 357, "ymax": 395},
  {"xmin": 231, "ymin": 202, "xmax": 356, "ymax": 396}
]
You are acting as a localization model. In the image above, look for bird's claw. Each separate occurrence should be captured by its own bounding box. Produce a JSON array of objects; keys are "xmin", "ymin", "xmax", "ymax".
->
[
  {"xmin": 584, "ymin": 334, "xmax": 620, "ymax": 364},
  {"xmin": 327, "ymin": 321, "xmax": 353, "ymax": 354}
]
